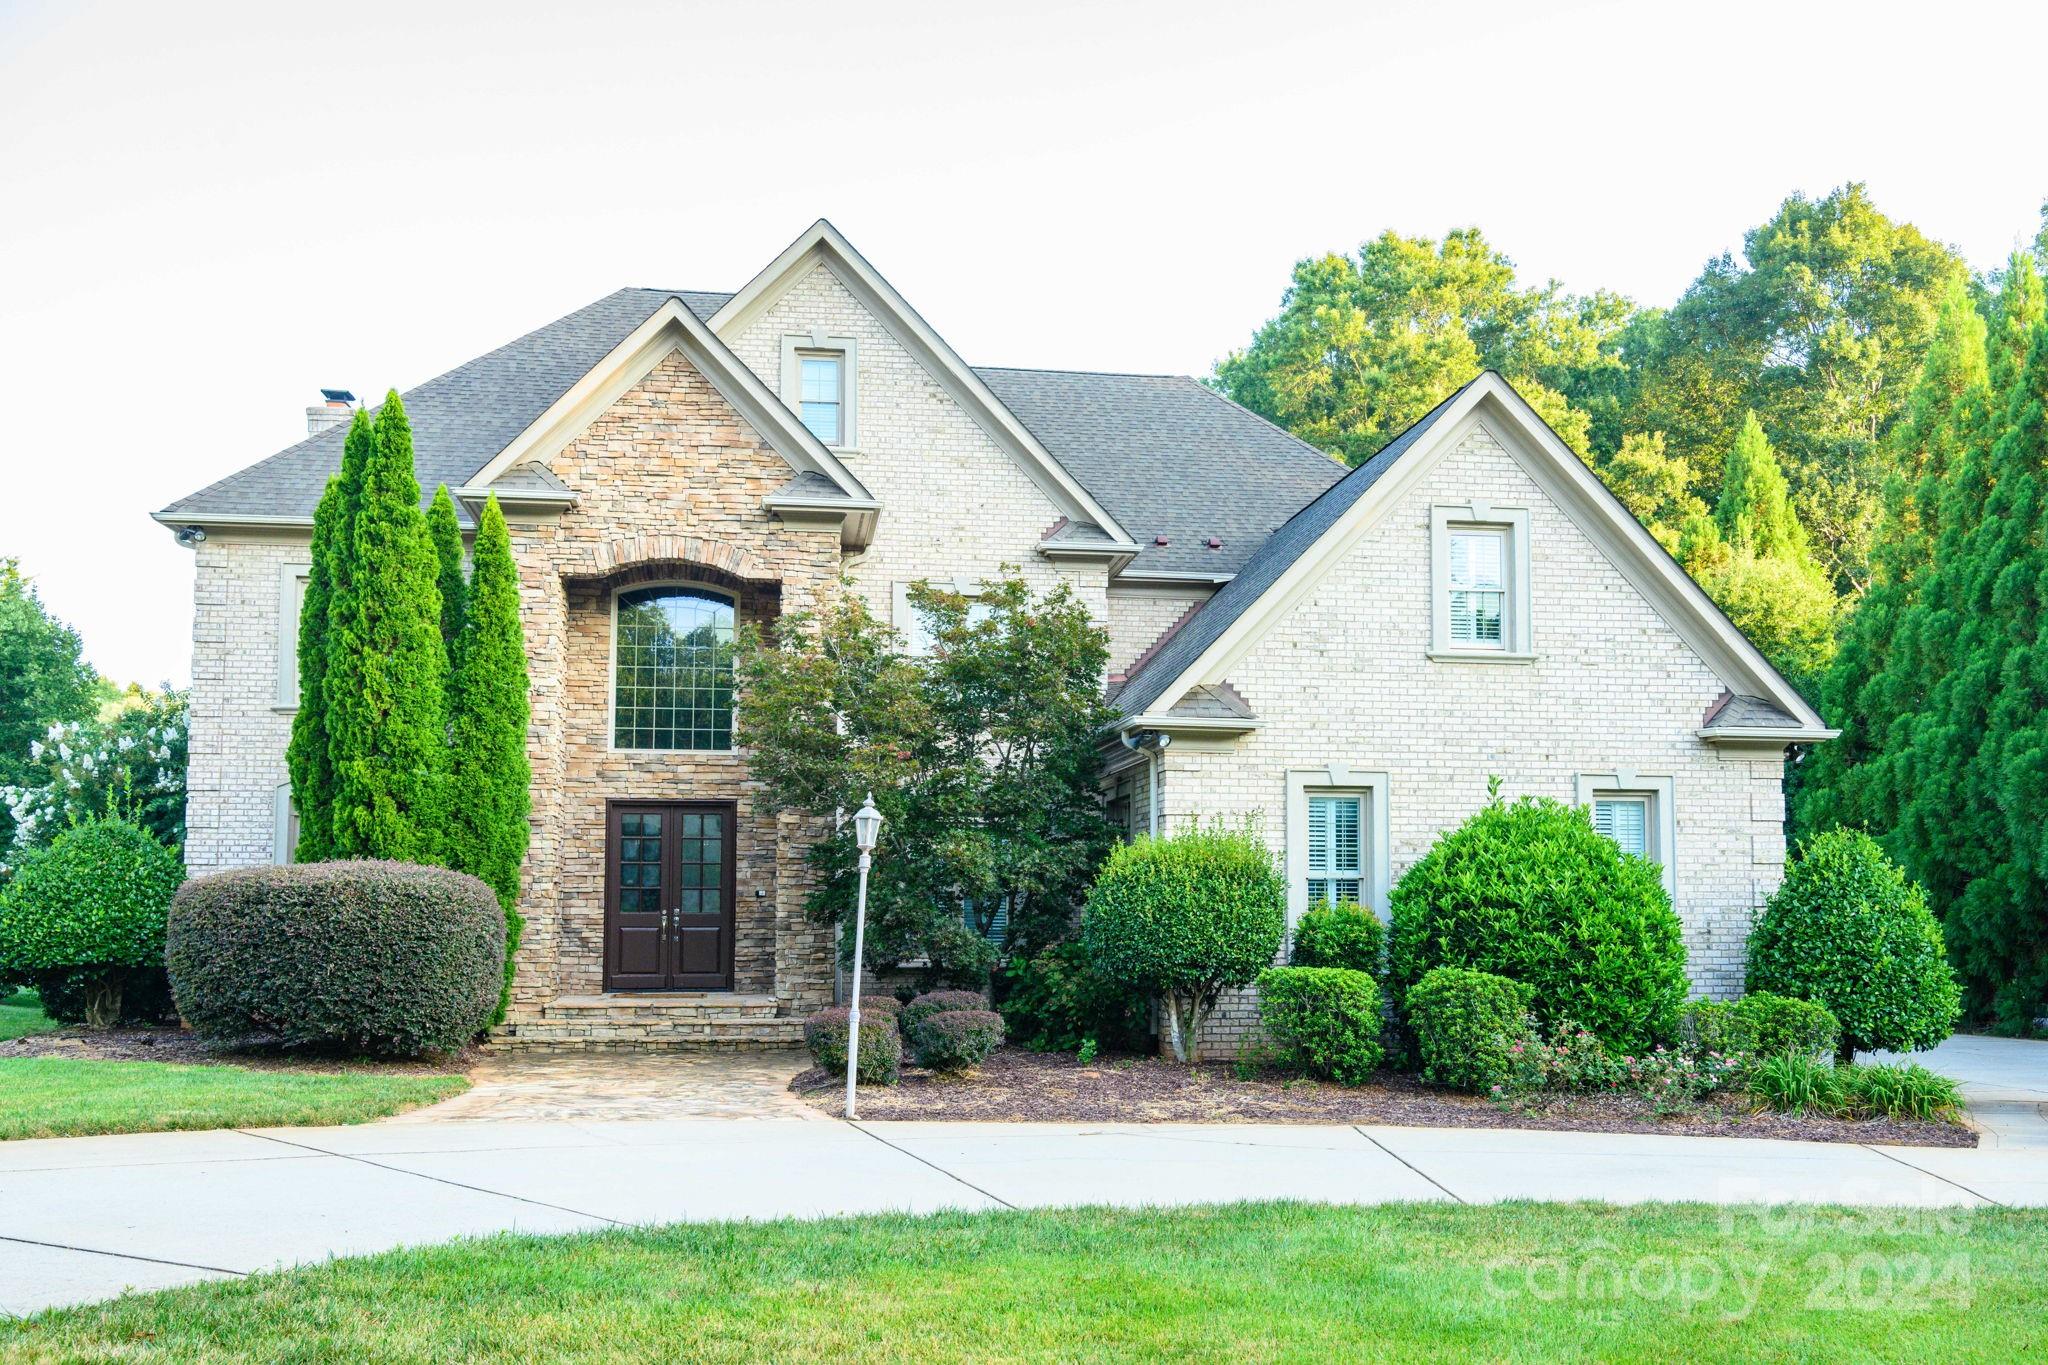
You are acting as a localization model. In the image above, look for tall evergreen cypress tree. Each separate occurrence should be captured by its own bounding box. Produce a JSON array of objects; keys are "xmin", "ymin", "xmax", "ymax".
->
[
  {"xmin": 285, "ymin": 476, "xmax": 343, "ymax": 861},
  {"xmin": 446, "ymin": 494, "xmax": 531, "ymax": 1024},
  {"xmin": 1716, "ymin": 412, "xmax": 1808, "ymax": 558},
  {"xmin": 324, "ymin": 391, "xmax": 449, "ymax": 862},
  {"xmin": 1698, "ymin": 413, "xmax": 1835, "ymax": 687},
  {"xmin": 426, "ymin": 483, "xmax": 467, "ymax": 681}
]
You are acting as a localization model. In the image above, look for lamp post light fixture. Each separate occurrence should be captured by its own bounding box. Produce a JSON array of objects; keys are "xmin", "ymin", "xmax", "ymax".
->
[{"xmin": 844, "ymin": 791, "xmax": 884, "ymax": 1120}]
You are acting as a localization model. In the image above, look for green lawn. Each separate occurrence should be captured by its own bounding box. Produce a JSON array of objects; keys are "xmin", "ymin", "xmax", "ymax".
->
[
  {"xmin": 0, "ymin": 987, "xmax": 59, "ymax": 1041},
  {"xmin": 3, "ymin": 1202, "xmax": 2037, "ymax": 1362},
  {"xmin": 0, "ymin": 1057, "xmax": 467, "ymax": 1141}
]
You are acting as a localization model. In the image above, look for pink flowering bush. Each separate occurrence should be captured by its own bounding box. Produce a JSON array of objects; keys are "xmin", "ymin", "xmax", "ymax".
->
[{"xmin": 1492, "ymin": 1018, "xmax": 1747, "ymax": 1115}]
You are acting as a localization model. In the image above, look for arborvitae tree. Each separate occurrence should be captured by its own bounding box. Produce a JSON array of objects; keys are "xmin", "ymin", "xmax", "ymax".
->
[
  {"xmin": 445, "ymin": 495, "xmax": 530, "ymax": 1024},
  {"xmin": 324, "ymin": 391, "xmax": 449, "ymax": 862},
  {"xmin": 285, "ymin": 476, "xmax": 344, "ymax": 860},
  {"xmin": 1715, "ymin": 412, "xmax": 1808, "ymax": 559},
  {"xmin": 426, "ymin": 483, "xmax": 466, "ymax": 680},
  {"xmin": 1694, "ymin": 414, "xmax": 1835, "ymax": 688}
]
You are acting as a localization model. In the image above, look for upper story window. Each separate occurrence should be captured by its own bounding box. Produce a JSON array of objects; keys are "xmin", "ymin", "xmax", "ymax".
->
[
  {"xmin": 613, "ymin": 586, "xmax": 735, "ymax": 751},
  {"xmin": 798, "ymin": 352, "xmax": 843, "ymax": 445},
  {"xmin": 780, "ymin": 333, "xmax": 858, "ymax": 448},
  {"xmin": 276, "ymin": 562, "xmax": 311, "ymax": 709},
  {"xmin": 894, "ymin": 582, "xmax": 994, "ymax": 656},
  {"xmin": 1447, "ymin": 528, "xmax": 1506, "ymax": 648},
  {"xmin": 1429, "ymin": 503, "xmax": 1532, "ymax": 661}
]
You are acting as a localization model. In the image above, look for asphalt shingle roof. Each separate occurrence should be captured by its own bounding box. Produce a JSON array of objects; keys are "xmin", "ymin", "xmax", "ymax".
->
[
  {"xmin": 1114, "ymin": 382, "xmax": 1474, "ymax": 721},
  {"xmin": 973, "ymin": 368, "xmax": 1344, "ymax": 577},
  {"xmin": 1703, "ymin": 692, "xmax": 1801, "ymax": 730},
  {"xmin": 157, "ymin": 291, "xmax": 1346, "ymax": 575}
]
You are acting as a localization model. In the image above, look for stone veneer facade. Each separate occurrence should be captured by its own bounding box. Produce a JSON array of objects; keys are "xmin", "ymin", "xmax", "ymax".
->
[{"xmin": 1142, "ymin": 422, "xmax": 1789, "ymax": 1055}]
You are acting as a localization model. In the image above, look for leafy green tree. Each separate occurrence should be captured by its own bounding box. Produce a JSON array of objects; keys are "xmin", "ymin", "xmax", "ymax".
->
[
  {"xmin": 323, "ymin": 392, "xmax": 449, "ymax": 862},
  {"xmin": 0, "ymin": 560, "xmax": 100, "ymax": 856},
  {"xmin": 1213, "ymin": 227, "xmax": 1631, "ymax": 464},
  {"xmin": 1631, "ymin": 184, "xmax": 1968, "ymax": 591},
  {"xmin": 1716, "ymin": 412, "xmax": 1809, "ymax": 559},
  {"xmin": 426, "ymin": 483, "xmax": 467, "ymax": 679},
  {"xmin": 445, "ymin": 495, "xmax": 530, "ymax": 1024},
  {"xmin": 1, "ymin": 690, "xmax": 187, "ymax": 873},
  {"xmin": 737, "ymin": 573, "xmax": 1116, "ymax": 986}
]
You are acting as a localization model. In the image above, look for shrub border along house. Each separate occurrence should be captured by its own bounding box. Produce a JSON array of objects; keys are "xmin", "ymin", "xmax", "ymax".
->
[{"xmin": 167, "ymin": 860, "xmax": 504, "ymax": 1058}]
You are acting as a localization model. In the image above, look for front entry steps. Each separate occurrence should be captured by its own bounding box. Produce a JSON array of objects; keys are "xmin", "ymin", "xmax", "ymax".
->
[{"xmin": 494, "ymin": 992, "xmax": 806, "ymax": 1049}]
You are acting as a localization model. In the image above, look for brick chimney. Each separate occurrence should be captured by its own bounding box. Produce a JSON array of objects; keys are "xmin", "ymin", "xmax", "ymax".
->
[{"xmin": 306, "ymin": 389, "xmax": 357, "ymax": 436}]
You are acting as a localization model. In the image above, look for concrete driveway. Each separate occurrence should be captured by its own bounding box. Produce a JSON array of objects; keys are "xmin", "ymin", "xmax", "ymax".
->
[
  {"xmin": 1866, "ymin": 1034, "xmax": 2048, "ymax": 1149},
  {"xmin": 4, "ymin": 1115, "xmax": 2042, "ymax": 1317}
]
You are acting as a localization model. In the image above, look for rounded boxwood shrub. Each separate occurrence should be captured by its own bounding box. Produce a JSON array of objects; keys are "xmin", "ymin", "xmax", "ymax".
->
[
  {"xmin": 1257, "ymin": 965, "xmax": 1383, "ymax": 1084},
  {"xmin": 907, "ymin": 1009, "xmax": 1006, "ymax": 1073},
  {"xmin": 166, "ymin": 860, "xmax": 504, "ymax": 1057},
  {"xmin": 1406, "ymin": 966, "xmax": 1533, "ymax": 1094},
  {"xmin": 0, "ymin": 819, "xmax": 184, "ymax": 1028},
  {"xmin": 1082, "ymin": 826, "xmax": 1286, "ymax": 1064},
  {"xmin": 1388, "ymin": 796, "xmax": 1687, "ymax": 1054},
  {"xmin": 1289, "ymin": 902, "xmax": 1385, "ymax": 977},
  {"xmin": 804, "ymin": 1005, "xmax": 902, "ymax": 1085},
  {"xmin": 1681, "ymin": 992, "xmax": 1840, "ymax": 1062},
  {"xmin": 900, "ymin": 989, "xmax": 986, "ymax": 1036},
  {"xmin": 1747, "ymin": 829, "xmax": 1960, "ymax": 1060}
]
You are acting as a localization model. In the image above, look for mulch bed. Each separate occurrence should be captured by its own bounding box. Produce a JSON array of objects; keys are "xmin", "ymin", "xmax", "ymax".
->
[
  {"xmin": 790, "ymin": 1047, "xmax": 1977, "ymax": 1148},
  {"xmin": 0, "ymin": 1025, "xmax": 476, "ymax": 1075}
]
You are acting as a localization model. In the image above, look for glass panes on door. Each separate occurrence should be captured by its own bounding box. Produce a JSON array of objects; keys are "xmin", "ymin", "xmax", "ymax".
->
[
  {"xmin": 799, "ymin": 353, "xmax": 842, "ymax": 444},
  {"xmin": 1306, "ymin": 794, "xmax": 1364, "ymax": 906},
  {"xmin": 617, "ymin": 811, "xmax": 665, "ymax": 914},
  {"xmin": 1593, "ymin": 796, "xmax": 1650, "ymax": 858},
  {"xmin": 676, "ymin": 810, "xmax": 724, "ymax": 918},
  {"xmin": 1448, "ymin": 528, "xmax": 1506, "ymax": 647},
  {"xmin": 614, "ymin": 587, "xmax": 736, "ymax": 751}
]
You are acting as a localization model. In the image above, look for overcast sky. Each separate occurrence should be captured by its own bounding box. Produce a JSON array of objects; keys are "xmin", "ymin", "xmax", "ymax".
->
[{"xmin": 3, "ymin": 0, "xmax": 2043, "ymax": 688}]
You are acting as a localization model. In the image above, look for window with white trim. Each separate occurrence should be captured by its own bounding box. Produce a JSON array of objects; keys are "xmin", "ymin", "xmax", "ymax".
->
[
  {"xmin": 894, "ymin": 582, "xmax": 994, "ymax": 656},
  {"xmin": 797, "ymin": 351, "xmax": 843, "ymax": 445},
  {"xmin": 272, "ymin": 783, "xmax": 299, "ymax": 864},
  {"xmin": 1575, "ymin": 771, "xmax": 1677, "ymax": 897},
  {"xmin": 1447, "ymin": 528, "xmax": 1506, "ymax": 648},
  {"xmin": 276, "ymin": 563, "xmax": 311, "ymax": 708},
  {"xmin": 1592, "ymin": 794, "xmax": 1651, "ymax": 858},
  {"xmin": 1304, "ymin": 793, "xmax": 1365, "ymax": 907}
]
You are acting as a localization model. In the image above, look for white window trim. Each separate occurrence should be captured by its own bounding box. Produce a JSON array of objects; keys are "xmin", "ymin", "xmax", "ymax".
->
[
  {"xmin": 272, "ymin": 782, "xmax": 297, "ymax": 864},
  {"xmin": 275, "ymin": 561, "xmax": 311, "ymax": 710},
  {"xmin": 1285, "ymin": 765, "xmax": 1390, "ymax": 928},
  {"xmin": 1428, "ymin": 502, "xmax": 1533, "ymax": 662},
  {"xmin": 1575, "ymin": 770, "xmax": 1677, "ymax": 898},
  {"xmin": 607, "ymin": 579, "xmax": 739, "ymax": 754},
  {"xmin": 892, "ymin": 579, "xmax": 988, "ymax": 656},
  {"xmin": 780, "ymin": 331, "xmax": 859, "ymax": 450}
]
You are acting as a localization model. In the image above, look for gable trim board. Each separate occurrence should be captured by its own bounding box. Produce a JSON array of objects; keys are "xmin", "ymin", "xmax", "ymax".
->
[
  {"xmin": 1114, "ymin": 372, "xmax": 1835, "ymax": 744},
  {"xmin": 710, "ymin": 219, "xmax": 1142, "ymax": 563}
]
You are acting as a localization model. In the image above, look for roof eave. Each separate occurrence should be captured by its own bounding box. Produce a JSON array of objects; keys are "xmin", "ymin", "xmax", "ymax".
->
[{"xmin": 1697, "ymin": 726, "xmax": 1840, "ymax": 745}]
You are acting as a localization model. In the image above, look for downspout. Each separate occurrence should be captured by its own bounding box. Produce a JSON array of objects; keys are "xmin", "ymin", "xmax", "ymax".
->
[{"xmin": 1120, "ymin": 730, "xmax": 1172, "ymax": 837}]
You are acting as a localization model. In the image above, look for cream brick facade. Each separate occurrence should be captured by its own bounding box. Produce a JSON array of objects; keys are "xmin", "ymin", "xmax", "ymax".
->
[
  {"xmin": 1105, "ymin": 586, "xmax": 1208, "ymax": 676},
  {"xmin": 1150, "ymin": 422, "xmax": 1788, "ymax": 1054}
]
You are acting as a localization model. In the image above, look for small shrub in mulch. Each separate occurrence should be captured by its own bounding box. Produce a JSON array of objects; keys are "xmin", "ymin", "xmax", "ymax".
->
[
  {"xmin": 900, "ymin": 990, "xmax": 986, "ymax": 1035},
  {"xmin": 1256, "ymin": 966, "xmax": 1382, "ymax": 1084},
  {"xmin": 1406, "ymin": 966, "xmax": 1532, "ymax": 1094},
  {"xmin": 907, "ymin": 1009, "xmax": 1005, "ymax": 1073},
  {"xmin": 804, "ymin": 1006, "xmax": 901, "ymax": 1085}
]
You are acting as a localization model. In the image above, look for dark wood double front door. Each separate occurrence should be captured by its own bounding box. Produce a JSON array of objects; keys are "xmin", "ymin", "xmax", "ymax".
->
[{"xmin": 604, "ymin": 801, "xmax": 736, "ymax": 990}]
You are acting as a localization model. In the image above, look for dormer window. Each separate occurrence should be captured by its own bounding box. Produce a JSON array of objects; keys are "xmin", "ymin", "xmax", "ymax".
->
[{"xmin": 798, "ymin": 352, "xmax": 843, "ymax": 444}]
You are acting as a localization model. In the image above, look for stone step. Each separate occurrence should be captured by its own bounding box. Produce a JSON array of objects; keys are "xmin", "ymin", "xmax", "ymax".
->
[
  {"xmin": 495, "ymin": 991, "xmax": 809, "ymax": 1050},
  {"xmin": 543, "ymin": 993, "xmax": 782, "ymax": 1020}
]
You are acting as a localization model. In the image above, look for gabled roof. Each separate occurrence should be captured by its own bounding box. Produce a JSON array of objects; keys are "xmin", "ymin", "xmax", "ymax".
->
[
  {"xmin": 1116, "ymin": 373, "xmax": 1834, "ymax": 742},
  {"xmin": 976, "ymin": 368, "xmax": 1345, "ymax": 578},
  {"xmin": 709, "ymin": 220, "xmax": 1142, "ymax": 558}
]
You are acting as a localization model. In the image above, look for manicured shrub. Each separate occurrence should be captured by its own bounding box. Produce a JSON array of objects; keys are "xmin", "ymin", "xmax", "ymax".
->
[
  {"xmin": 804, "ymin": 1006, "xmax": 902, "ymax": 1085},
  {"xmin": 0, "ymin": 819, "xmax": 184, "ymax": 1027},
  {"xmin": 1747, "ymin": 829, "xmax": 1961, "ymax": 1060},
  {"xmin": 853, "ymin": 994, "xmax": 903, "ymax": 1021},
  {"xmin": 1082, "ymin": 826, "xmax": 1287, "ymax": 1063},
  {"xmin": 1388, "ymin": 796, "xmax": 1688, "ymax": 1054},
  {"xmin": 1256, "ymin": 966, "xmax": 1384, "ymax": 1084},
  {"xmin": 908, "ymin": 1009, "xmax": 1006, "ymax": 1073},
  {"xmin": 166, "ymin": 861, "xmax": 503, "ymax": 1057},
  {"xmin": 1405, "ymin": 966, "xmax": 1533, "ymax": 1094},
  {"xmin": 1289, "ymin": 902, "xmax": 1385, "ymax": 977},
  {"xmin": 1683, "ymin": 992, "xmax": 1843, "ymax": 1063},
  {"xmin": 901, "ymin": 990, "xmax": 987, "ymax": 1036},
  {"xmin": 997, "ymin": 940, "xmax": 1149, "ymax": 1054}
]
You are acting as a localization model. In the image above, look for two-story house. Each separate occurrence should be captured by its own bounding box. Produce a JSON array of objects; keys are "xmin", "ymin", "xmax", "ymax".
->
[{"xmin": 155, "ymin": 221, "xmax": 1833, "ymax": 1048}]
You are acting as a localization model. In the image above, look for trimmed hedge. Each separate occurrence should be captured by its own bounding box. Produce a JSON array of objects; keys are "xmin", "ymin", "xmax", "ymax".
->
[
  {"xmin": 1256, "ymin": 966, "xmax": 1383, "ymax": 1084},
  {"xmin": 1289, "ymin": 903, "xmax": 1385, "ymax": 977},
  {"xmin": 1747, "ymin": 829, "xmax": 1960, "ymax": 1060},
  {"xmin": 901, "ymin": 990, "xmax": 987, "ymax": 1036},
  {"xmin": 1406, "ymin": 966, "xmax": 1533, "ymax": 1094},
  {"xmin": 0, "ymin": 819, "xmax": 184, "ymax": 1027},
  {"xmin": 166, "ymin": 861, "xmax": 504, "ymax": 1057},
  {"xmin": 1388, "ymin": 797, "xmax": 1688, "ymax": 1054},
  {"xmin": 908, "ymin": 1009, "xmax": 1006, "ymax": 1073},
  {"xmin": 1681, "ymin": 992, "xmax": 1841, "ymax": 1062},
  {"xmin": 804, "ymin": 1006, "xmax": 902, "ymax": 1085},
  {"xmin": 1082, "ymin": 826, "xmax": 1286, "ymax": 1063}
]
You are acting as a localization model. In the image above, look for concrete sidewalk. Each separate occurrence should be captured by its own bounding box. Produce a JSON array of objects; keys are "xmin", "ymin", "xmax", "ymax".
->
[{"xmin": 4, "ymin": 1116, "xmax": 2040, "ymax": 1317}]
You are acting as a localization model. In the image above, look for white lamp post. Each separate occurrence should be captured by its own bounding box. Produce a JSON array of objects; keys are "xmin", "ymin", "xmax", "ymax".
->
[{"xmin": 844, "ymin": 791, "xmax": 884, "ymax": 1120}]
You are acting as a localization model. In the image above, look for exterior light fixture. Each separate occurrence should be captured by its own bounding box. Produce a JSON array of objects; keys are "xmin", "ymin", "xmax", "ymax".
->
[{"xmin": 844, "ymin": 791, "xmax": 884, "ymax": 1120}]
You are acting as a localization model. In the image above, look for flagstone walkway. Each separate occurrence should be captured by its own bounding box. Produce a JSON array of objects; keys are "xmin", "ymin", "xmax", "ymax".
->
[{"xmin": 394, "ymin": 1048, "xmax": 825, "ymax": 1123}]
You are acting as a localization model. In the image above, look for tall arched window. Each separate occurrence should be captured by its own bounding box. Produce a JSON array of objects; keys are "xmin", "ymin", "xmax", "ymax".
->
[{"xmin": 613, "ymin": 586, "xmax": 736, "ymax": 751}]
